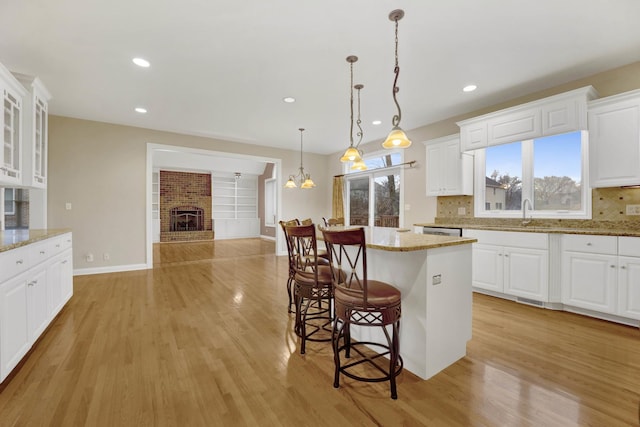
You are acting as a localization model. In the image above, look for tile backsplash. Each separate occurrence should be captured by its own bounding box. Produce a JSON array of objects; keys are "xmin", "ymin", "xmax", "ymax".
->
[{"xmin": 436, "ymin": 187, "xmax": 640, "ymax": 227}]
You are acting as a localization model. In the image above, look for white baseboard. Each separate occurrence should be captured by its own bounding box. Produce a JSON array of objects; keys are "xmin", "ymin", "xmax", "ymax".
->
[
  {"xmin": 74, "ymin": 263, "xmax": 149, "ymax": 276},
  {"xmin": 260, "ymin": 235, "xmax": 276, "ymax": 241}
]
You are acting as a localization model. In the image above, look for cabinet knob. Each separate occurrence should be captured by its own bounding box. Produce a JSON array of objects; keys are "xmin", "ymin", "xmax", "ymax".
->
[
  {"xmin": 586, "ymin": 242, "xmax": 592, "ymax": 246},
  {"xmin": 56, "ymin": 244, "xmax": 61, "ymax": 248},
  {"xmin": 504, "ymin": 254, "xmax": 509, "ymax": 258},
  {"xmin": 16, "ymin": 259, "xmax": 23, "ymax": 265},
  {"xmin": 610, "ymin": 265, "xmax": 616, "ymax": 268},
  {"xmin": 620, "ymin": 265, "xmax": 626, "ymax": 269},
  {"xmin": 62, "ymin": 260, "xmax": 68, "ymax": 264},
  {"xmin": 40, "ymin": 250, "xmax": 45, "ymax": 255}
]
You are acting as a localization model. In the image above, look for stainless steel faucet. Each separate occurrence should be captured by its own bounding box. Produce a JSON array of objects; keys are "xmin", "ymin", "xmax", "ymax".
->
[{"xmin": 522, "ymin": 198, "xmax": 533, "ymax": 225}]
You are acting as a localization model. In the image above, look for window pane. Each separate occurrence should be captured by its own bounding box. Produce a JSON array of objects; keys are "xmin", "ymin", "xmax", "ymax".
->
[
  {"xmin": 485, "ymin": 142, "xmax": 522, "ymax": 210},
  {"xmin": 374, "ymin": 171, "xmax": 400, "ymax": 228},
  {"xmin": 362, "ymin": 152, "xmax": 401, "ymax": 171},
  {"xmin": 348, "ymin": 177, "xmax": 369, "ymax": 226},
  {"xmin": 533, "ymin": 132, "xmax": 582, "ymax": 211}
]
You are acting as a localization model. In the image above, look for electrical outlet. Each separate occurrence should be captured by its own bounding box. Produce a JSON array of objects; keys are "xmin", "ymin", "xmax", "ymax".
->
[
  {"xmin": 458, "ymin": 207, "xmax": 466, "ymax": 215},
  {"xmin": 626, "ymin": 204, "xmax": 640, "ymax": 215},
  {"xmin": 86, "ymin": 253, "xmax": 94, "ymax": 262},
  {"xmin": 65, "ymin": 202, "xmax": 72, "ymax": 210}
]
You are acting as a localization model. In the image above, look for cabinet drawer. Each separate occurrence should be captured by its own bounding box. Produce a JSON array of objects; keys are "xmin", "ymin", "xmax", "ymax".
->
[
  {"xmin": 562, "ymin": 234, "xmax": 616, "ymax": 254},
  {"xmin": 0, "ymin": 246, "xmax": 30, "ymax": 283},
  {"xmin": 29, "ymin": 240, "xmax": 50, "ymax": 266},
  {"xmin": 463, "ymin": 229, "xmax": 548, "ymax": 249},
  {"xmin": 48, "ymin": 233, "xmax": 72, "ymax": 256},
  {"xmin": 619, "ymin": 236, "xmax": 640, "ymax": 257}
]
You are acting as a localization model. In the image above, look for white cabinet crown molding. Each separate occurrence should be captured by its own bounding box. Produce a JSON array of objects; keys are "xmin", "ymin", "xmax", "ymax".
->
[{"xmin": 457, "ymin": 86, "xmax": 599, "ymax": 151}]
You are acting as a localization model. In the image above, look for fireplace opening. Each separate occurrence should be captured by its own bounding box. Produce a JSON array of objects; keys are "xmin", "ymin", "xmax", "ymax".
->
[{"xmin": 170, "ymin": 206, "xmax": 204, "ymax": 232}]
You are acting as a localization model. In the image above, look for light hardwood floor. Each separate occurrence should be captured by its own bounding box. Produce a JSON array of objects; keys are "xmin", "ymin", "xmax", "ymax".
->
[{"xmin": 1, "ymin": 238, "xmax": 639, "ymax": 426}]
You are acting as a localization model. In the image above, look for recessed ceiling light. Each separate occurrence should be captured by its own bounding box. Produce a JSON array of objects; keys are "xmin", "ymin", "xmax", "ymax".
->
[
  {"xmin": 135, "ymin": 107, "xmax": 147, "ymax": 113},
  {"xmin": 463, "ymin": 84, "xmax": 477, "ymax": 93},
  {"xmin": 283, "ymin": 97, "xmax": 296, "ymax": 103},
  {"xmin": 372, "ymin": 120, "xmax": 382, "ymax": 125},
  {"xmin": 132, "ymin": 57, "xmax": 150, "ymax": 68}
]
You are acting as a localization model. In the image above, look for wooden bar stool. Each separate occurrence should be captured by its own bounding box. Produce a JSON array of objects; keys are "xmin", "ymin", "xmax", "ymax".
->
[
  {"xmin": 285, "ymin": 223, "xmax": 335, "ymax": 354},
  {"xmin": 321, "ymin": 227, "xmax": 403, "ymax": 399},
  {"xmin": 279, "ymin": 219, "xmax": 300, "ymax": 313}
]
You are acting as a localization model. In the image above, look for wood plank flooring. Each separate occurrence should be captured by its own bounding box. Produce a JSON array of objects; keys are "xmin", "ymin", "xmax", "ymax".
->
[{"xmin": 1, "ymin": 238, "xmax": 639, "ymax": 426}]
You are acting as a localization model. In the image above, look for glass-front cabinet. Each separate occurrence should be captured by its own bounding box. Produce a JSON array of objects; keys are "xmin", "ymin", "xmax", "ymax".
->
[
  {"xmin": 14, "ymin": 74, "xmax": 51, "ymax": 189},
  {"xmin": 0, "ymin": 63, "xmax": 26, "ymax": 186}
]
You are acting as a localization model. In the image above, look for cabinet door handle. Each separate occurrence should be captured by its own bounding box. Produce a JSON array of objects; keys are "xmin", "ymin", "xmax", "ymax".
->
[
  {"xmin": 620, "ymin": 265, "xmax": 626, "ymax": 269},
  {"xmin": 586, "ymin": 243, "xmax": 592, "ymax": 246},
  {"xmin": 40, "ymin": 250, "xmax": 46, "ymax": 255},
  {"xmin": 16, "ymin": 259, "xmax": 23, "ymax": 265},
  {"xmin": 56, "ymin": 244, "xmax": 61, "ymax": 248},
  {"xmin": 62, "ymin": 260, "xmax": 68, "ymax": 264},
  {"xmin": 504, "ymin": 254, "xmax": 509, "ymax": 258},
  {"xmin": 610, "ymin": 265, "xmax": 616, "ymax": 268},
  {"xmin": 28, "ymin": 280, "xmax": 37, "ymax": 286}
]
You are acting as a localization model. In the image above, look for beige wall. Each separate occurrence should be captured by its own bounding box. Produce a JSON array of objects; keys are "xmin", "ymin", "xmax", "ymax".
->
[
  {"xmin": 327, "ymin": 61, "xmax": 640, "ymax": 228},
  {"xmin": 48, "ymin": 117, "xmax": 331, "ymax": 270},
  {"xmin": 49, "ymin": 61, "xmax": 640, "ymax": 272}
]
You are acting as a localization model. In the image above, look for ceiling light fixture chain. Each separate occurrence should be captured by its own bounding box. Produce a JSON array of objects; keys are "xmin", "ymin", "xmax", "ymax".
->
[
  {"xmin": 391, "ymin": 12, "xmax": 402, "ymax": 128},
  {"xmin": 351, "ymin": 83, "xmax": 367, "ymax": 171},
  {"xmin": 340, "ymin": 55, "xmax": 363, "ymax": 164},
  {"xmin": 382, "ymin": 9, "xmax": 412, "ymax": 149},
  {"xmin": 355, "ymin": 84, "xmax": 364, "ymax": 146}
]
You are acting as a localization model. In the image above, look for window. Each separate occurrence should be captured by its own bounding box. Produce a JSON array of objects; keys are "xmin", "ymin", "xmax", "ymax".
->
[
  {"xmin": 4, "ymin": 189, "xmax": 15, "ymax": 215},
  {"xmin": 474, "ymin": 131, "xmax": 590, "ymax": 219},
  {"xmin": 345, "ymin": 150, "xmax": 403, "ymax": 228},
  {"xmin": 264, "ymin": 178, "xmax": 276, "ymax": 226}
]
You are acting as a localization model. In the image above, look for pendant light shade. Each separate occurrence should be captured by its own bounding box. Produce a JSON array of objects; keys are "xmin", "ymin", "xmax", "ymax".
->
[
  {"xmin": 382, "ymin": 126, "xmax": 412, "ymax": 149},
  {"xmin": 383, "ymin": 9, "xmax": 412, "ymax": 149},
  {"xmin": 340, "ymin": 146, "xmax": 361, "ymax": 163}
]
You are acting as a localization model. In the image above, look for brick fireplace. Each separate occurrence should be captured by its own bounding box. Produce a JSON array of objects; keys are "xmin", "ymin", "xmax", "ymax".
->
[{"xmin": 160, "ymin": 171, "xmax": 214, "ymax": 242}]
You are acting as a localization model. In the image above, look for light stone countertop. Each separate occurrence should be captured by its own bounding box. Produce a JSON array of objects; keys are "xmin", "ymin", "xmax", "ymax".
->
[
  {"xmin": 0, "ymin": 229, "xmax": 72, "ymax": 253},
  {"xmin": 320, "ymin": 226, "xmax": 476, "ymax": 252},
  {"xmin": 415, "ymin": 222, "xmax": 640, "ymax": 237}
]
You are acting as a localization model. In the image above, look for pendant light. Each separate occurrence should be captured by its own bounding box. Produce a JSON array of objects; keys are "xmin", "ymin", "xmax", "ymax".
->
[
  {"xmin": 340, "ymin": 55, "xmax": 363, "ymax": 164},
  {"xmin": 285, "ymin": 128, "xmax": 316, "ymax": 189},
  {"xmin": 351, "ymin": 83, "xmax": 367, "ymax": 171},
  {"xmin": 382, "ymin": 9, "xmax": 412, "ymax": 149}
]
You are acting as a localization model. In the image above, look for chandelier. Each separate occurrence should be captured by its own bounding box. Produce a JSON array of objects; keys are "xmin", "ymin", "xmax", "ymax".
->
[
  {"xmin": 285, "ymin": 128, "xmax": 316, "ymax": 189},
  {"xmin": 382, "ymin": 9, "xmax": 412, "ymax": 149}
]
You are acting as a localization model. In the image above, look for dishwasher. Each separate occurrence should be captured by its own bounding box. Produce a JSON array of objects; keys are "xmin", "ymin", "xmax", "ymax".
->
[{"xmin": 422, "ymin": 226, "xmax": 463, "ymax": 237}]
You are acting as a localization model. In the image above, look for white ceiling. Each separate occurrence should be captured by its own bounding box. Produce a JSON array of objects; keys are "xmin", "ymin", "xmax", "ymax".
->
[{"xmin": 2, "ymin": 1, "xmax": 640, "ymax": 155}]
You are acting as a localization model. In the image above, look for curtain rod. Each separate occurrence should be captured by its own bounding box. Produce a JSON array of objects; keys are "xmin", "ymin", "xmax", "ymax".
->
[{"xmin": 334, "ymin": 160, "xmax": 417, "ymax": 178}]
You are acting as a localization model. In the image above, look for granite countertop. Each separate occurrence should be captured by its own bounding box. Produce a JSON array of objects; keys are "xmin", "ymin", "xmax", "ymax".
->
[
  {"xmin": 415, "ymin": 222, "xmax": 640, "ymax": 237},
  {"xmin": 320, "ymin": 226, "xmax": 476, "ymax": 252},
  {"xmin": 0, "ymin": 229, "xmax": 72, "ymax": 253}
]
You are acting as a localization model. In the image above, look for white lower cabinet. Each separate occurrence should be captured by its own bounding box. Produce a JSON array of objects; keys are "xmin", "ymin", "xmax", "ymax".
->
[
  {"xmin": 464, "ymin": 230, "xmax": 549, "ymax": 302},
  {"xmin": 0, "ymin": 232, "xmax": 73, "ymax": 382},
  {"xmin": 1, "ymin": 274, "xmax": 30, "ymax": 379},
  {"xmin": 618, "ymin": 256, "xmax": 640, "ymax": 319},
  {"xmin": 561, "ymin": 234, "xmax": 640, "ymax": 321},
  {"xmin": 562, "ymin": 251, "xmax": 617, "ymax": 313}
]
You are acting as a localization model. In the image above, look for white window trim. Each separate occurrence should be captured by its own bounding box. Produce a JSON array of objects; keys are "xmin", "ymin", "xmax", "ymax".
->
[{"xmin": 473, "ymin": 131, "xmax": 592, "ymax": 220}]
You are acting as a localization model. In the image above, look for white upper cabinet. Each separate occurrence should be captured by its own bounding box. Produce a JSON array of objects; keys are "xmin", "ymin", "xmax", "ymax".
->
[
  {"xmin": 424, "ymin": 134, "xmax": 473, "ymax": 196},
  {"xmin": 588, "ymin": 89, "xmax": 640, "ymax": 188},
  {"xmin": 13, "ymin": 73, "xmax": 51, "ymax": 189},
  {"xmin": 457, "ymin": 86, "xmax": 598, "ymax": 151},
  {"xmin": 0, "ymin": 63, "xmax": 26, "ymax": 185}
]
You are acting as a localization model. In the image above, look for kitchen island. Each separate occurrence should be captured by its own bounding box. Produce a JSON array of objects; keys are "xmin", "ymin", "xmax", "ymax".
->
[{"xmin": 322, "ymin": 226, "xmax": 476, "ymax": 380}]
